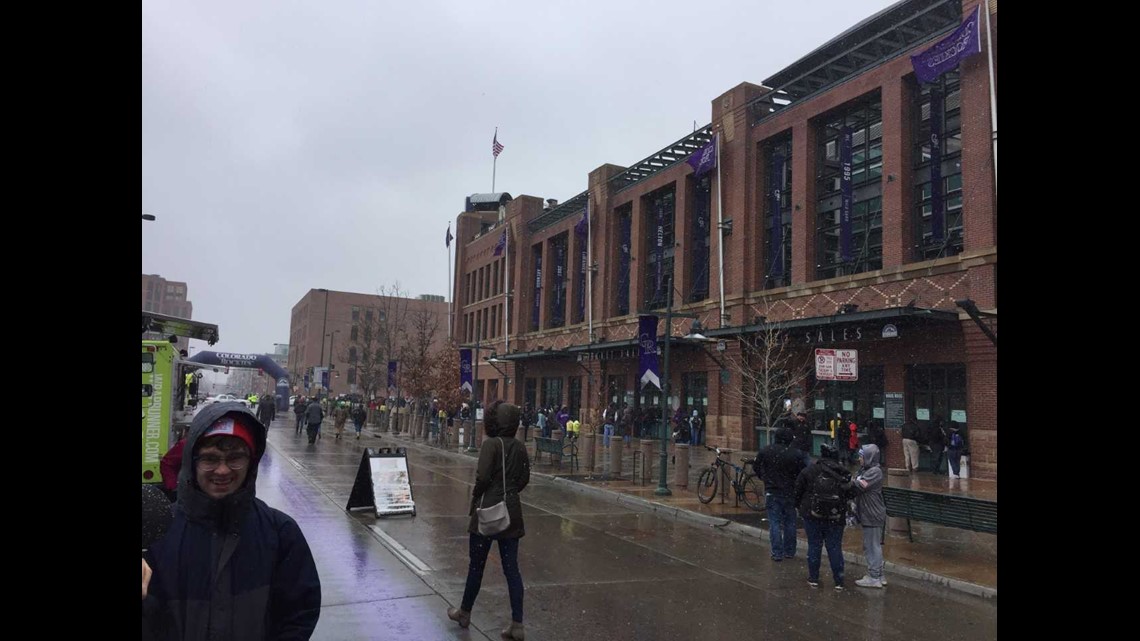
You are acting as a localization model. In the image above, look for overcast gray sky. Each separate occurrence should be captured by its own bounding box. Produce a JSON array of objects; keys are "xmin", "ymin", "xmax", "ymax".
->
[{"xmin": 143, "ymin": 0, "xmax": 899, "ymax": 356}]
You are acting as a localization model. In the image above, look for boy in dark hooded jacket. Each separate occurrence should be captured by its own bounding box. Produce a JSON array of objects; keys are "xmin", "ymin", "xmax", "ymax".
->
[{"xmin": 143, "ymin": 402, "xmax": 321, "ymax": 640}]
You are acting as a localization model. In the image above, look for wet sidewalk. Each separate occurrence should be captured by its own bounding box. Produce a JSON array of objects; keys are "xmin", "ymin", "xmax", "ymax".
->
[{"xmin": 381, "ymin": 426, "xmax": 996, "ymax": 597}]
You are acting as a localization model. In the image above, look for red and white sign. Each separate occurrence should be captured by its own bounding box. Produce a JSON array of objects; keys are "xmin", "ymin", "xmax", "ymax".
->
[{"xmin": 815, "ymin": 348, "xmax": 859, "ymax": 381}]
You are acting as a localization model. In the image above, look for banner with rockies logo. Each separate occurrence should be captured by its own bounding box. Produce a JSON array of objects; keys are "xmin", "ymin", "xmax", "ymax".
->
[{"xmin": 459, "ymin": 350, "xmax": 473, "ymax": 393}]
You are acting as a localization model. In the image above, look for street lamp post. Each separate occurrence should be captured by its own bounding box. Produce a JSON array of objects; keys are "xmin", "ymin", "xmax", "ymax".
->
[
  {"xmin": 654, "ymin": 276, "xmax": 702, "ymax": 497},
  {"xmin": 327, "ymin": 330, "xmax": 340, "ymax": 395}
]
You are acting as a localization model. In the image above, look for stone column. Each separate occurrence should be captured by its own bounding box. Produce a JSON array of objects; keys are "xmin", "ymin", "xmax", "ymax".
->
[
  {"xmin": 673, "ymin": 443, "xmax": 690, "ymax": 489},
  {"xmin": 582, "ymin": 432, "xmax": 596, "ymax": 473},
  {"xmin": 639, "ymin": 439, "xmax": 655, "ymax": 484},
  {"xmin": 551, "ymin": 429, "xmax": 564, "ymax": 465},
  {"xmin": 610, "ymin": 435, "xmax": 623, "ymax": 478}
]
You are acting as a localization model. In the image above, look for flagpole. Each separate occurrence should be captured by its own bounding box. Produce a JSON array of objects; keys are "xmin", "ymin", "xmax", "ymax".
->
[
  {"xmin": 492, "ymin": 126, "xmax": 498, "ymax": 192},
  {"xmin": 715, "ymin": 131, "xmax": 727, "ymax": 327},
  {"xmin": 982, "ymin": 2, "xmax": 997, "ymax": 193},
  {"xmin": 448, "ymin": 226, "xmax": 453, "ymax": 341}
]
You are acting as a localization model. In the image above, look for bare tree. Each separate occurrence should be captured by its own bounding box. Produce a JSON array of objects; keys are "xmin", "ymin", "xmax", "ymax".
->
[
  {"xmin": 721, "ymin": 301, "xmax": 816, "ymax": 438},
  {"xmin": 339, "ymin": 282, "xmax": 414, "ymax": 403},
  {"xmin": 428, "ymin": 342, "xmax": 464, "ymax": 416},
  {"xmin": 399, "ymin": 306, "xmax": 442, "ymax": 432}
]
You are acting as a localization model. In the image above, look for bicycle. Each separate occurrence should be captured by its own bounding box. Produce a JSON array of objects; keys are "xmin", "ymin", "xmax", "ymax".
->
[{"xmin": 696, "ymin": 445, "xmax": 765, "ymax": 511}]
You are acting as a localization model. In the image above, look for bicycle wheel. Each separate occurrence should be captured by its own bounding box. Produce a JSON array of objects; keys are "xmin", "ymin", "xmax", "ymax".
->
[
  {"xmin": 739, "ymin": 473, "xmax": 766, "ymax": 512},
  {"xmin": 696, "ymin": 467, "xmax": 719, "ymax": 503}
]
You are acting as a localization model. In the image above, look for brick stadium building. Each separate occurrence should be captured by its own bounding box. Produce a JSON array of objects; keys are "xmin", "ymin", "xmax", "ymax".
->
[{"xmin": 452, "ymin": 0, "xmax": 997, "ymax": 479}]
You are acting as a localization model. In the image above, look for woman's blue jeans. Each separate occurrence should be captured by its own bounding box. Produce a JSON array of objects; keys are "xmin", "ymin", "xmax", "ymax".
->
[{"xmin": 461, "ymin": 533, "xmax": 524, "ymax": 623}]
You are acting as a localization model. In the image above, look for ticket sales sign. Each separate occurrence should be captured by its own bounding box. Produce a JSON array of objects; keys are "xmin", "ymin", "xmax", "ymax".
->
[{"xmin": 815, "ymin": 349, "xmax": 859, "ymax": 381}]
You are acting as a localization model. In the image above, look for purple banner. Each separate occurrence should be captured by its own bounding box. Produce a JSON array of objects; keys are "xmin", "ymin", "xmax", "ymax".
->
[
  {"xmin": 911, "ymin": 5, "xmax": 982, "ymax": 84},
  {"xmin": 577, "ymin": 206, "xmax": 587, "ymax": 322},
  {"xmin": 458, "ymin": 350, "xmax": 472, "ymax": 393},
  {"xmin": 493, "ymin": 229, "xmax": 506, "ymax": 257},
  {"xmin": 553, "ymin": 237, "xmax": 565, "ymax": 324},
  {"xmin": 692, "ymin": 180, "xmax": 709, "ymax": 297},
  {"xmin": 839, "ymin": 126, "xmax": 854, "ymax": 263},
  {"xmin": 618, "ymin": 214, "xmax": 631, "ymax": 314},
  {"xmin": 687, "ymin": 136, "xmax": 717, "ymax": 177},
  {"xmin": 532, "ymin": 246, "xmax": 542, "ymax": 329},
  {"xmin": 655, "ymin": 200, "xmax": 665, "ymax": 300},
  {"xmin": 769, "ymin": 153, "xmax": 785, "ymax": 278},
  {"xmin": 387, "ymin": 360, "xmax": 398, "ymax": 390},
  {"xmin": 929, "ymin": 87, "xmax": 945, "ymax": 244},
  {"xmin": 638, "ymin": 315, "xmax": 661, "ymax": 390}
]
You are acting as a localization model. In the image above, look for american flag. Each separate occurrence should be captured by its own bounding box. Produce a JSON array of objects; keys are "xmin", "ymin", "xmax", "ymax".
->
[{"xmin": 492, "ymin": 131, "xmax": 504, "ymax": 158}]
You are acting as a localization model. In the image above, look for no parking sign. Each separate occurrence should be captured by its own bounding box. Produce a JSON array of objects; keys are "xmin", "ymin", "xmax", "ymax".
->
[{"xmin": 815, "ymin": 349, "xmax": 858, "ymax": 381}]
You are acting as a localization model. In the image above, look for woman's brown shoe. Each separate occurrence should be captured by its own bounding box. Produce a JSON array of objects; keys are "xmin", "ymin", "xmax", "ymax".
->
[
  {"xmin": 447, "ymin": 607, "xmax": 471, "ymax": 628},
  {"xmin": 501, "ymin": 621, "xmax": 525, "ymax": 640}
]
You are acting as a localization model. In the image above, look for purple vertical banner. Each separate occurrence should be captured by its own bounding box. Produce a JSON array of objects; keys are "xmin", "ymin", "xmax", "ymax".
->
[
  {"xmin": 577, "ymin": 209, "xmax": 587, "ymax": 322},
  {"xmin": 618, "ymin": 214, "xmax": 631, "ymax": 314},
  {"xmin": 929, "ymin": 87, "xmax": 945, "ymax": 243},
  {"xmin": 692, "ymin": 181, "xmax": 709, "ymax": 296},
  {"xmin": 655, "ymin": 199, "xmax": 665, "ymax": 300},
  {"xmin": 553, "ymin": 237, "xmax": 565, "ymax": 324},
  {"xmin": 839, "ymin": 126, "xmax": 854, "ymax": 263},
  {"xmin": 637, "ymin": 315, "xmax": 661, "ymax": 390},
  {"xmin": 387, "ymin": 360, "xmax": 397, "ymax": 391},
  {"xmin": 458, "ymin": 350, "xmax": 473, "ymax": 393},
  {"xmin": 769, "ymin": 153, "xmax": 785, "ymax": 278},
  {"xmin": 532, "ymin": 246, "xmax": 542, "ymax": 329}
]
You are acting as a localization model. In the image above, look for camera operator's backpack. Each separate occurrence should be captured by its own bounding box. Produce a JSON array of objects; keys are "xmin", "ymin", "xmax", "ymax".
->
[{"xmin": 809, "ymin": 466, "xmax": 848, "ymax": 521}]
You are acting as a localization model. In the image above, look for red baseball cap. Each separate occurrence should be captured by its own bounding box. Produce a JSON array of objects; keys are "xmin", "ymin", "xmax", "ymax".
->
[{"xmin": 200, "ymin": 416, "xmax": 257, "ymax": 454}]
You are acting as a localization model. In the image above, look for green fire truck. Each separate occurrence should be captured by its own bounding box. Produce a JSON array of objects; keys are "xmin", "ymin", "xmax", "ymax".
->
[{"xmin": 142, "ymin": 312, "xmax": 220, "ymax": 485}]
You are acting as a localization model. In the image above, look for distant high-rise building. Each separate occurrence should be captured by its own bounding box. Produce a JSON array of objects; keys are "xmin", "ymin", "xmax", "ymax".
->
[{"xmin": 142, "ymin": 274, "xmax": 194, "ymax": 319}]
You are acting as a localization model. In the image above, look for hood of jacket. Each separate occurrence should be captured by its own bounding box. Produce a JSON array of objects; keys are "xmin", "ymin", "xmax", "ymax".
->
[
  {"xmin": 176, "ymin": 402, "xmax": 268, "ymax": 532},
  {"xmin": 858, "ymin": 443, "xmax": 880, "ymax": 469}
]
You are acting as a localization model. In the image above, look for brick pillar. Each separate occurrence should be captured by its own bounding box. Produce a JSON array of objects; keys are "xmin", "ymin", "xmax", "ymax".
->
[
  {"xmin": 963, "ymin": 318, "xmax": 996, "ymax": 480},
  {"xmin": 881, "ymin": 75, "xmax": 914, "ymax": 269},
  {"xmin": 791, "ymin": 123, "xmax": 818, "ymax": 285}
]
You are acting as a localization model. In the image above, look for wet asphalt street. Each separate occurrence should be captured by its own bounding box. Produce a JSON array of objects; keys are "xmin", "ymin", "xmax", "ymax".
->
[{"xmin": 256, "ymin": 417, "xmax": 997, "ymax": 640}]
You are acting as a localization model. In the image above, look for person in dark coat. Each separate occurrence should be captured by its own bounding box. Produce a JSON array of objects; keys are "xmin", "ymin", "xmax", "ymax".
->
[
  {"xmin": 143, "ymin": 402, "xmax": 321, "ymax": 640},
  {"xmin": 926, "ymin": 417, "xmax": 947, "ymax": 473},
  {"xmin": 756, "ymin": 427, "xmax": 808, "ymax": 561},
  {"xmin": 448, "ymin": 401, "xmax": 530, "ymax": 641},
  {"xmin": 790, "ymin": 412, "xmax": 814, "ymax": 464},
  {"xmin": 304, "ymin": 397, "xmax": 324, "ymax": 444},
  {"xmin": 866, "ymin": 418, "xmax": 888, "ymax": 468},
  {"xmin": 793, "ymin": 443, "xmax": 853, "ymax": 590},
  {"xmin": 293, "ymin": 397, "xmax": 307, "ymax": 434}
]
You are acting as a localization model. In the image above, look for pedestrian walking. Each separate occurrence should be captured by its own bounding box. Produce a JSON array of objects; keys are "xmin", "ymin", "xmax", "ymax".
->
[
  {"xmin": 351, "ymin": 403, "xmax": 366, "ymax": 439},
  {"xmin": 305, "ymin": 397, "xmax": 324, "ymax": 444},
  {"xmin": 947, "ymin": 422, "xmax": 967, "ymax": 478},
  {"xmin": 333, "ymin": 402, "xmax": 349, "ymax": 440},
  {"xmin": 689, "ymin": 410, "xmax": 704, "ymax": 447},
  {"xmin": 447, "ymin": 401, "xmax": 530, "ymax": 640},
  {"xmin": 293, "ymin": 397, "xmax": 307, "ymax": 435}
]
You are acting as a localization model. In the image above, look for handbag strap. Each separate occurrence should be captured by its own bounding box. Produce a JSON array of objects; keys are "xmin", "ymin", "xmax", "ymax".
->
[{"xmin": 480, "ymin": 437, "xmax": 509, "ymax": 508}]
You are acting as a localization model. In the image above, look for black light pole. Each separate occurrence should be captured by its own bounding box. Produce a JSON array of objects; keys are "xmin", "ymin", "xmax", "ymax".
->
[{"xmin": 655, "ymin": 276, "xmax": 701, "ymax": 497}]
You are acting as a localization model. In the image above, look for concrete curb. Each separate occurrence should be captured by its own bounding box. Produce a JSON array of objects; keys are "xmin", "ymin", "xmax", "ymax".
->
[{"xmin": 378, "ymin": 433, "xmax": 996, "ymax": 600}]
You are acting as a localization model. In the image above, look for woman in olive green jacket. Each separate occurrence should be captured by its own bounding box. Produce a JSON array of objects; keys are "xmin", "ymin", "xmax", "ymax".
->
[{"xmin": 448, "ymin": 401, "xmax": 530, "ymax": 640}]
